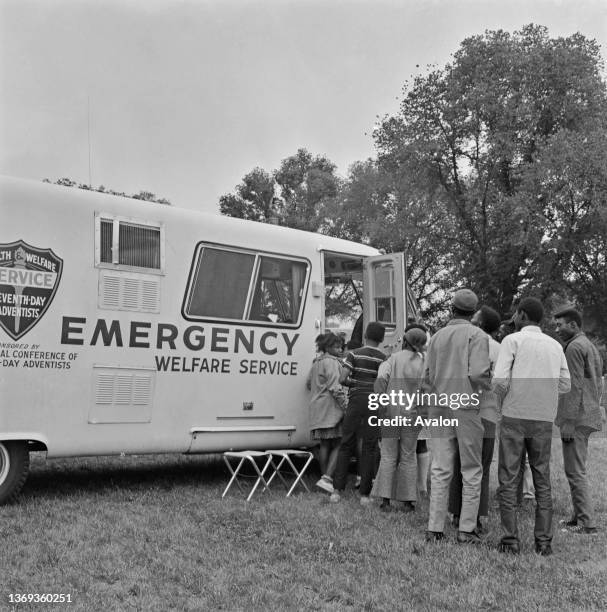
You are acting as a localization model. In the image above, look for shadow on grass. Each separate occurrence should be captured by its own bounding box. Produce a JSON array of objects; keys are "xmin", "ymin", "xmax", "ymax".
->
[
  {"xmin": 21, "ymin": 453, "xmax": 230, "ymax": 501},
  {"xmin": 20, "ymin": 452, "xmax": 323, "ymax": 503}
]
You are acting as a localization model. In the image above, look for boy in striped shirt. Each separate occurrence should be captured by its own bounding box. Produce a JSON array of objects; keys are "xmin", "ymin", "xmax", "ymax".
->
[{"xmin": 330, "ymin": 322, "xmax": 386, "ymax": 503}]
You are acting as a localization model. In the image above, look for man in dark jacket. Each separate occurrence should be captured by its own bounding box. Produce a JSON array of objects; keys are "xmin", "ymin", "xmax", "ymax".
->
[{"xmin": 554, "ymin": 308, "xmax": 603, "ymax": 535}]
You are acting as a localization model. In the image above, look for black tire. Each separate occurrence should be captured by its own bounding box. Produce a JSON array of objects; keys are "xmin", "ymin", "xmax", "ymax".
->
[{"xmin": 0, "ymin": 441, "xmax": 30, "ymax": 505}]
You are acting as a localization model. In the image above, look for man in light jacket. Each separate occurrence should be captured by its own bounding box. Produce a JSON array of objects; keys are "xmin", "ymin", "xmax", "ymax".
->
[
  {"xmin": 493, "ymin": 297, "xmax": 570, "ymax": 556},
  {"xmin": 554, "ymin": 308, "xmax": 603, "ymax": 535},
  {"xmin": 424, "ymin": 289, "xmax": 492, "ymax": 544}
]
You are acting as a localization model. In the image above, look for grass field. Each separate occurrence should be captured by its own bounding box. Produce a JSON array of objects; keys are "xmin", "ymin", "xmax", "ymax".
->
[{"xmin": 1, "ymin": 439, "xmax": 606, "ymax": 611}]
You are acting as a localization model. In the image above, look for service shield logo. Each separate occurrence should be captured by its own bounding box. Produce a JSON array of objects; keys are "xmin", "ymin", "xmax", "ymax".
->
[{"xmin": 0, "ymin": 240, "xmax": 63, "ymax": 340}]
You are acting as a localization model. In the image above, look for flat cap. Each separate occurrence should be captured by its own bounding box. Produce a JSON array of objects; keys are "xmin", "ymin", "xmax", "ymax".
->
[{"xmin": 452, "ymin": 289, "xmax": 478, "ymax": 313}]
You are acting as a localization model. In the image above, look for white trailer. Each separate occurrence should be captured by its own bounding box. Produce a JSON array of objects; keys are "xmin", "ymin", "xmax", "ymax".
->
[{"xmin": 0, "ymin": 176, "xmax": 417, "ymax": 503}]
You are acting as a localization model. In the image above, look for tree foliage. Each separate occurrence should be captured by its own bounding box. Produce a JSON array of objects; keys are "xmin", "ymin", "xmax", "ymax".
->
[
  {"xmin": 43, "ymin": 178, "xmax": 171, "ymax": 205},
  {"xmin": 219, "ymin": 149, "xmax": 340, "ymax": 231},
  {"xmin": 374, "ymin": 24, "xmax": 607, "ymax": 322}
]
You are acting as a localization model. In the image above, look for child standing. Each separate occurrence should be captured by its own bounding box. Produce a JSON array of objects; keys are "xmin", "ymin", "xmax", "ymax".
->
[
  {"xmin": 306, "ymin": 332, "xmax": 347, "ymax": 493},
  {"xmin": 330, "ymin": 322, "xmax": 386, "ymax": 504},
  {"xmin": 371, "ymin": 326, "xmax": 427, "ymax": 512}
]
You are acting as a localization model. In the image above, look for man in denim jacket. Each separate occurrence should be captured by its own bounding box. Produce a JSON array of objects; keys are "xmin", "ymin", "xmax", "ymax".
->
[{"xmin": 554, "ymin": 308, "xmax": 603, "ymax": 535}]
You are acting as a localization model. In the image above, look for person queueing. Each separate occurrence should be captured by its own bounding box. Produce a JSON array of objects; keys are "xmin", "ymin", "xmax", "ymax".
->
[
  {"xmin": 330, "ymin": 322, "xmax": 386, "ymax": 504},
  {"xmin": 424, "ymin": 289, "xmax": 492, "ymax": 544},
  {"xmin": 371, "ymin": 326, "xmax": 428, "ymax": 512},
  {"xmin": 554, "ymin": 308, "xmax": 603, "ymax": 535},
  {"xmin": 306, "ymin": 332, "xmax": 348, "ymax": 494},
  {"xmin": 448, "ymin": 305, "xmax": 501, "ymax": 533},
  {"xmin": 493, "ymin": 297, "xmax": 571, "ymax": 555}
]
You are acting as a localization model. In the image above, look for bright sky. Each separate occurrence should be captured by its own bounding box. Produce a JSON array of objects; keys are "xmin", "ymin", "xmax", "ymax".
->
[{"xmin": 1, "ymin": 0, "xmax": 605, "ymax": 213}]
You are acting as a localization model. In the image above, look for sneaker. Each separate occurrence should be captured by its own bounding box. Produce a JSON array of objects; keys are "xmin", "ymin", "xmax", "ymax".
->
[
  {"xmin": 329, "ymin": 492, "xmax": 341, "ymax": 503},
  {"xmin": 315, "ymin": 476, "xmax": 334, "ymax": 494},
  {"xmin": 360, "ymin": 495, "xmax": 373, "ymax": 506},
  {"xmin": 354, "ymin": 475, "xmax": 362, "ymax": 489}
]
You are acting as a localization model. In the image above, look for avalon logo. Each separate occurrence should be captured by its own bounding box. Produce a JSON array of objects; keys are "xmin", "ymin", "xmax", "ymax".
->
[{"xmin": 0, "ymin": 240, "xmax": 63, "ymax": 340}]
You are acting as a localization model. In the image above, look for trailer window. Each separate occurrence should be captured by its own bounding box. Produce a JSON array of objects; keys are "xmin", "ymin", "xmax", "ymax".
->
[
  {"xmin": 183, "ymin": 244, "xmax": 309, "ymax": 327},
  {"xmin": 372, "ymin": 263, "xmax": 396, "ymax": 328},
  {"xmin": 96, "ymin": 214, "xmax": 164, "ymax": 273},
  {"xmin": 247, "ymin": 257, "xmax": 307, "ymax": 324},
  {"xmin": 187, "ymin": 248, "xmax": 256, "ymax": 319}
]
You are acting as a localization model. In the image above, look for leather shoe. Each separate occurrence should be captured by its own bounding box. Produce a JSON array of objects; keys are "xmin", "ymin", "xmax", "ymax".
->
[
  {"xmin": 425, "ymin": 530, "xmax": 445, "ymax": 542},
  {"xmin": 535, "ymin": 543, "xmax": 553, "ymax": 556},
  {"xmin": 497, "ymin": 542, "xmax": 520, "ymax": 554},
  {"xmin": 457, "ymin": 530, "xmax": 482, "ymax": 544}
]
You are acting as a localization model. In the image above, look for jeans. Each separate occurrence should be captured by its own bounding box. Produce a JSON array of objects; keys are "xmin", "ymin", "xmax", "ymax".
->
[
  {"xmin": 498, "ymin": 417, "xmax": 553, "ymax": 546},
  {"xmin": 333, "ymin": 393, "xmax": 379, "ymax": 495},
  {"xmin": 562, "ymin": 428, "xmax": 596, "ymax": 528}
]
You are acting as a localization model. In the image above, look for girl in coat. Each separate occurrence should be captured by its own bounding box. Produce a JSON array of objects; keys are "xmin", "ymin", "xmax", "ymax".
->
[{"xmin": 306, "ymin": 332, "xmax": 347, "ymax": 493}]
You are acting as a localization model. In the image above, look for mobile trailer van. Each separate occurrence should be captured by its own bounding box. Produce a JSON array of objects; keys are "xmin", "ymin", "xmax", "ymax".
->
[{"xmin": 0, "ymin": 176, "xmax": 417, "ymax": 503}]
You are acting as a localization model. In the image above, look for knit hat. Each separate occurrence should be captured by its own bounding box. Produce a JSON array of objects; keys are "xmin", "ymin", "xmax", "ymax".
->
[
  {"xmin": 404, "ymin": 328, "xmax": 427, "ymax": 350},
  {"xmin": 452, "ymin": 289, "xmax": 478, "ymax": 313}
]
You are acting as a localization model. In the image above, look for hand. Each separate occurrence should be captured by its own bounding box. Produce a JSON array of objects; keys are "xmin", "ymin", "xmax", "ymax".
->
[{"xmin": 560, "ymin": 420, "xmax": 575, "ymax": 443}]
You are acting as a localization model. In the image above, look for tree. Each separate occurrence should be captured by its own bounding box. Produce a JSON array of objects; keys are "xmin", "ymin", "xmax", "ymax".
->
[
  {"xmin": 43, "ymin": 178, "xmax": 171, "ymax": 204},
  {"xmin": 326, "ymin": 159, "xmax": 453, "ymax": 322},
  {"xmin": 374, "ymin": 25, "xmax": 607, "ymax": 319},
  {"xmin": 274, "ymin": 149, "xmax": 340, "ymax": 231},
  {"xmin": 219, "ymin": 149, "xmax": 341, "ymax": 232},
  {"xmin": 524, "ymin": 128, "xmax": 607, "ymax": 340},
  {"xmin": 219, "ymin": 167, "xmax": 276, "ymax": 222}
]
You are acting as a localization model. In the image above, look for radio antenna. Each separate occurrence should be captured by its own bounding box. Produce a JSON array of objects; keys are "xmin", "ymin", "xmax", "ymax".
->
[{"xmin": 87, "ymin": 96, "xmax": 92, "ymax": 188}]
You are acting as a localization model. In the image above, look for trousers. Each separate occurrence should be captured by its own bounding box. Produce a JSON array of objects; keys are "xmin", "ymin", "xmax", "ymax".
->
[
  {"xmin": 562, "ymin": 428, "xmax": 596, "ymax": 528},
  {"xmin": 448, "ymin": 418, "xmax": 495, "ymax": 518},
  {"xmin": 333, "ymin": 393, "xmax": 379, "ymax": 495},
  {"xmin": 498, "ymin": 416, "xmax": 553, "ymax": 546},
  {"xmin": 371, "ymin": 424, "xmax": 422, "ymax": 502},
  {"xmin": 427, "ymin": 408, "xmax": 483, "ymax": 534}
]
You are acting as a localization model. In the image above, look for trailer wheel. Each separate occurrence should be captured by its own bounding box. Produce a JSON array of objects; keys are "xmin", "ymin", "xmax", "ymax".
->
[{"xmin": 0, "ymin": 441, "xmax": 30, "ymax": 505}]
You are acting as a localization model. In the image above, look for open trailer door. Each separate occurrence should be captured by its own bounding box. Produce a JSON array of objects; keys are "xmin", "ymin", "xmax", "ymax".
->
[{"xmin": 363, "ymin": 252, "xmax": 414, "ymax": 355}]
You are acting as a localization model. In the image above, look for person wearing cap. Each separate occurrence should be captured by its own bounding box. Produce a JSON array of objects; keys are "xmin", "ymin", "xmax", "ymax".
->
[
  {"xmin": 449, "ymin": 305, "xmax": 501, "ymax": 533},
  {"xmin": 554, "ymin": 307, "xmax": 603, "ymax": 535},
  {"xmin": 423, "ymin": 289, "xmax": 492, "ymax": 544},
  {"xmin": 370, "ymin": 324, "xmax": 428, "ymax": 512},
  {"xmin": 492, "ymin": 297, "xmax": 570, "ymax": 556}
]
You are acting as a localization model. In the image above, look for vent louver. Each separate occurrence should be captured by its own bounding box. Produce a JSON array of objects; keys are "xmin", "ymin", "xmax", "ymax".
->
[
  {"xmin": 99, "ymin": 271, "xmax": 160, "ymax": 313},
  {"xmin": 91, "ymin": 367, "xmax": 155, "ymax": 424}
]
